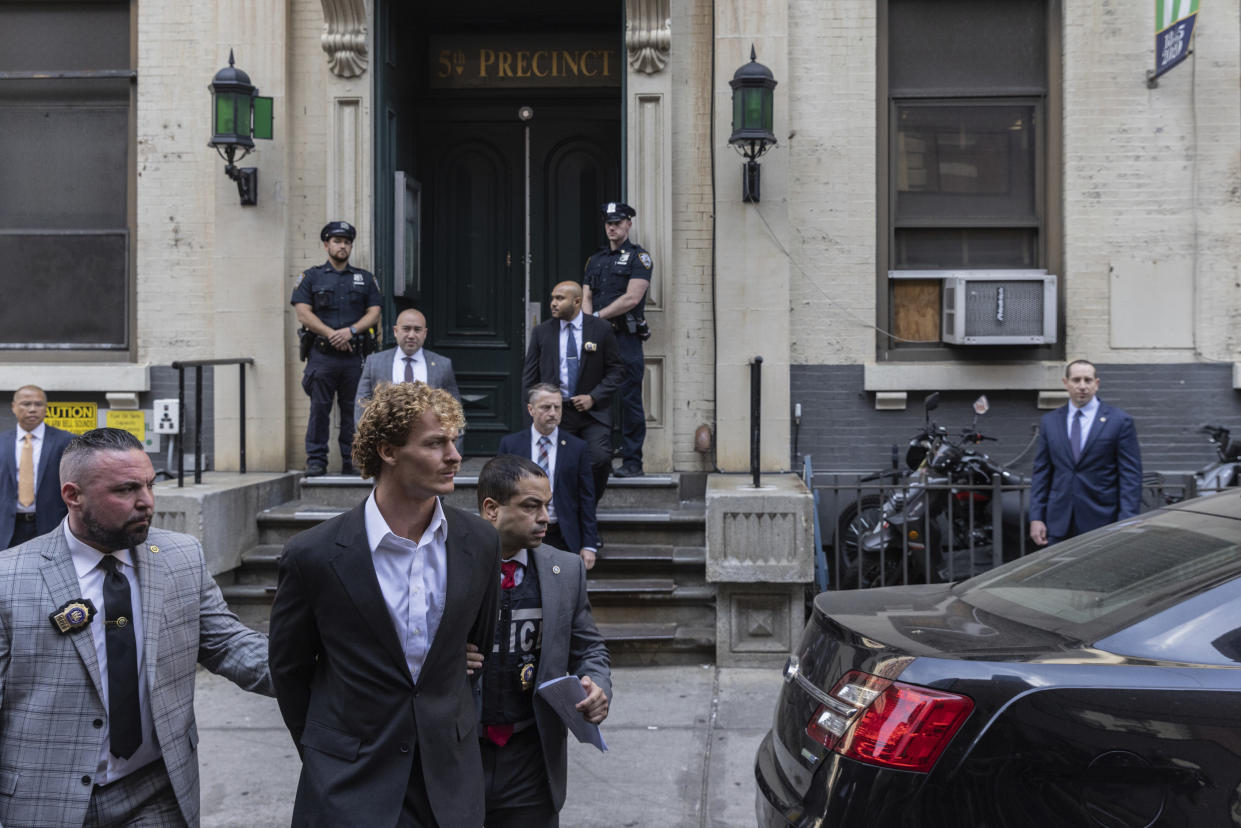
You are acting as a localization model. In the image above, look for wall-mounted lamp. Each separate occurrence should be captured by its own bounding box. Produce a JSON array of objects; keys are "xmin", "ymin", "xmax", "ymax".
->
[
  {"xmin": 208, "ymin": 50, "xmax": 273, "ymax": 206},
  {"xmin": 728, "ymin": 46, "xmax": 777, "ymax": 203}
]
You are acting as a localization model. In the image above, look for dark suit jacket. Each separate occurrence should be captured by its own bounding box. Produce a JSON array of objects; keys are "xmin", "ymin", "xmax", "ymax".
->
[
  {"xmin": 498, "ymin": 429, "xmax": 599, "ymax": 551},
  {"xmin": 521, "ymin": 315, "xmax": 623, "ymax": 426},
  {"xmin": 0, "ymin": 425, "xmax": 73, "ymax": 547},
  {"xmin": 355, "ymin": 347, "xmax": 460, "ymax": 423},
  {"xmin": 1030, "ymin": 401, "xmax": 1143, "ymax": 540},
  {"xmin": 485, "ymin": 544, "xmax": 610, "ymax": 814},
  {"xmin": 269, "ymin": 501, "xmax": 502, "ymax": 828}
]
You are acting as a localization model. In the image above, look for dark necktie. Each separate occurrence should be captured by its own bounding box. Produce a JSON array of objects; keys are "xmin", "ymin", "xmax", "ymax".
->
[
  {"xmin": 563, "ymin": 323, "xmax": 579, "ymax": 397},
  {"xmin": 99, "ymin": 554, "xmax": 141, "ymax": 759},
  {"xmin": 485, "ymin": 558, "xmax": 524, "ymax": 747},
  {"xmin": 403, "ymin": 356, "xmax": 414, "ymax": 383},
  {"xmin": 1071, "ymin": 409, "xmax": 1084, "ymax": 462}
]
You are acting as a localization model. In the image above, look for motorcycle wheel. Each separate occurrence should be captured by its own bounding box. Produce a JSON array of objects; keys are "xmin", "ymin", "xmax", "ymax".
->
[
  {"xmin": 841, "ymin": 549, "xmax": 926, "ymax": 590},
  {"xmin": 833, "ymin": 495, "xmax": 883, "ymax": 586}
]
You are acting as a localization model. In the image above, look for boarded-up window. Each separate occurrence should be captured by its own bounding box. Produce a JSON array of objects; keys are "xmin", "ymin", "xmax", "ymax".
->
[{"xmin": 0, "ymin": 1, "xmax": 132, "ymax": 349}]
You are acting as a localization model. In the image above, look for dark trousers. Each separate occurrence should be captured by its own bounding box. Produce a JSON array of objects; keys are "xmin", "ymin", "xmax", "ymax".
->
[
  {"xmin": 616, "ymin": 333, "xmax": 646, "ymax": 468},
  {"xmin": 302, "ymin": 349, "xmax": 363, "ymax": 465},
  {"xmin": 482, "ymin": 728, "xmax": 557, "ymax": 828},
  {"xmin": 560, "ymin": 407, "xmax": 612, "ymax": 503},
  {"xmin": 7, "ymin": 515, "xmax": 37, "ymax": 549},
  {"xmin": 397, "ymin": 750, "xmax": 439, "ymax": 828}
]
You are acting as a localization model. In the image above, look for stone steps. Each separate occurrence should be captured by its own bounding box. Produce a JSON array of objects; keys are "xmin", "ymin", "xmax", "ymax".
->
[{"xmin": 219, "ymin": 478, "xmax": 714, "ymax": 663}]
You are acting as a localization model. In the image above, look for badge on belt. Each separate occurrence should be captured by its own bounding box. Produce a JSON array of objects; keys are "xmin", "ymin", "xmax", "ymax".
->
[
  {"xmin": 519, "ymin": 660, "xmax": 536, "ymax": 691},
  {"xmin": 49, "ymin": 598, "xmax": 97, "ymax": 634}
]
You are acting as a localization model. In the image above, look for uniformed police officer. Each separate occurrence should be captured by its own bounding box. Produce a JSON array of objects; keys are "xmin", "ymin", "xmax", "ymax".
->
[
  {"xmin": 582, "ymin": 202, "xmax": 651, "ymax": 478},
  {"xmin": 291, "ymin": 221, "xmax": 382, "ymax": 476}
]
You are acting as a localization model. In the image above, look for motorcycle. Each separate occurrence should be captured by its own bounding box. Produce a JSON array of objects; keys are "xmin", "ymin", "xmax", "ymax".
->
[
  {"xmin": 840, "ymin": 393, "xmax": 1028, "ymax": 590},
  {"xmin": 1193, "ymin": 425, "xmax": 1241, "ymax": 494}
]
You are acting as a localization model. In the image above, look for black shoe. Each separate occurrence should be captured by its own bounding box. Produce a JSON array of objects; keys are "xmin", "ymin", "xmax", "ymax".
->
[
  {"xmin": 341, "ymin": 462, "xmax": 358, "ymax": 476},
  {"xmin": 305, "ymin": 462, "xmax": 327, "ymax": 477},
  {"xmin": 614, "ymin": 464, "xmax": 644, "ymax": 478}
]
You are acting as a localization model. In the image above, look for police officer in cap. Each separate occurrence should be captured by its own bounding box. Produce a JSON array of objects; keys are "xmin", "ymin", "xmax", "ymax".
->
[
  {"xmin": 582, "ymin": 202, "xmax": 651, "ymax": 478},
  {"xmin": 292, "ymin": 221, "xmax": 382, "ymax": 476}
]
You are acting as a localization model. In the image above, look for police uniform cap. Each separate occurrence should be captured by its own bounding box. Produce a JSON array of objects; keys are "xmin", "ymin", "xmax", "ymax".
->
[
  {"xmin": 601, "ymin": 202, "xmax": 636, "ymax": 222},
  {"xmin": 320, "ymin": 221, "xmax": 357, "ymax": 242}
]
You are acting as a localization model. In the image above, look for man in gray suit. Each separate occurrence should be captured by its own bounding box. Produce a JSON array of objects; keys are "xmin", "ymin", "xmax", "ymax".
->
[
  {"xmin": 0, "ymin": 428, "xmax": 271, "ymax": 827},
  {"xmin": 471, "ymin": 454, "xmax": 610, "ymax": 828},
  {"xmin": 356, "ymin": 307, "xmax": 461, "ymax": 424}
]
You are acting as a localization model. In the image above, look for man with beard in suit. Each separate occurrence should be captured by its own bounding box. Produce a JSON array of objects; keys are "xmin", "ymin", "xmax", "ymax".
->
[{"xmin": 522, "ymin": 281, "xmax": 623, "ymax": 503}]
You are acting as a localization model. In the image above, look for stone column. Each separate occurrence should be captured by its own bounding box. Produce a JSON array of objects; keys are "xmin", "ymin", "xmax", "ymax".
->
[
  {"xmin": 705, "ymin": 473, "xmax": 813, "ymax": 666},
  {"xmin": 210, "ymin": 2, "xmax": 291, "ymax": 471},
  {"xmin": 626, "ymin": 0, "xmax": 673, "ymax": 473},
  {"xmin": 713, "ymin": 0, "xmax": 791, "ymax": 473}
]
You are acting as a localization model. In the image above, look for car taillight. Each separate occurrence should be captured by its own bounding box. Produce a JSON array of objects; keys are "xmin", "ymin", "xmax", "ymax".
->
[{"xmin": 804, "ymin": 670, "xmax": 973, "ymax": 773}]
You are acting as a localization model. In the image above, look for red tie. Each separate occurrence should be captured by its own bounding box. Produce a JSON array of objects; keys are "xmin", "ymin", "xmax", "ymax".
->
[{"xmin": 500, "ymin": 559, "xmax": 520, "ymax": 590}]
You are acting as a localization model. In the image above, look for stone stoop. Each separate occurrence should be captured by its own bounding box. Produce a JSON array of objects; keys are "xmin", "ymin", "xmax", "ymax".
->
[{"xmin": 218, "ymin": 471, "xmax": 714, "ymax": 663}]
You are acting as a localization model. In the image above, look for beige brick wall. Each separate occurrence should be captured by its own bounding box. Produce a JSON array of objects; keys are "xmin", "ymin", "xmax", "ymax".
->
[
  {"xmin": 670, "ymin": 0, "xmax": 719, "ymax": 471},
  {"xmin": 1063, "ymin": 0, "xmax": 1241, "ymax": 363},
  {"xmin": 787, "ymin": 0, "xmax": 878, "ymax": 367}
]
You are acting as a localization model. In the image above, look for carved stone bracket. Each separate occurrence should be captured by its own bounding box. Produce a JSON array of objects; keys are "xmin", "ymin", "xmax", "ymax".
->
[
  {"xmin": 625, "ymin": 0, "xmax": 671, "ymax": 75},
  {"xmin": 321, "ymin": 0, "xmax": 369, "ymax": 79}
]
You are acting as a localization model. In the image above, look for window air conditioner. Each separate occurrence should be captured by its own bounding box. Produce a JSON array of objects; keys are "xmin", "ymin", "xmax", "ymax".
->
[{"xmin": 940, "ymin": 270, "xmax": 1057, "ymax": 345}]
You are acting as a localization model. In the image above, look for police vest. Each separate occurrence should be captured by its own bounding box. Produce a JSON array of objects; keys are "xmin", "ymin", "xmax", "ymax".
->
[{"xmin": 481, "ymin": 561, "xmax": 543, "ymax": 726}]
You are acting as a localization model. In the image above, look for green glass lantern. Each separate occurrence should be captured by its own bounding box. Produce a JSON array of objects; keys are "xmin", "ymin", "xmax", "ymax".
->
[
  {"xmin": 728, "ymin": 46, "xmax": 778, "ymax": 203},
  {"xmin": 208, "ymin": 50, "xmax": 273, "ymax": 205}
]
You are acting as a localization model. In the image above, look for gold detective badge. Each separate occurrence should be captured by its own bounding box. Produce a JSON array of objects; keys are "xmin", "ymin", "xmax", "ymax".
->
[
  {"xmin": 519, "ymin": 661, "xmax": 536, "ymax": 691},
  {"xmin": 50, "ymin": 598, "xmax": 97, "ymax": 634}
]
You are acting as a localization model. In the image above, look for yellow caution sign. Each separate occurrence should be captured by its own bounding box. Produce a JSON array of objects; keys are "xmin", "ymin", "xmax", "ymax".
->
[
  {"xmin": 106, "ymin": 410, "xmax": 146, "ymax": 444},
  {"xmin": 45, "ymin": 402, "xmax": 98, "ymax": 435}
]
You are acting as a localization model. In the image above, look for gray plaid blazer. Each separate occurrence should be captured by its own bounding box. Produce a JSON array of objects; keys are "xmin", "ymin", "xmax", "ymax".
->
[{"xmin": 0, "ymin": 525, "xmax": 271, "ymax": 828}]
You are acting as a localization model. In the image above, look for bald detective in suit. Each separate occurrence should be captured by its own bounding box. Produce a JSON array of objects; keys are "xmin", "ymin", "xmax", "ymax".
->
[
  {"xmin": 1, "ymin": 385, "xmax": 74, "ymax": 549},
  {"xmin": 0, "ymin": 428, "xmax": 271, "ymax": 827},
  {"xmin": 270, "ymin": 382, "xmax": 500, "ymax": 827},
  {"xmin": 356, "ymin": 308, "xmax": 460, "ymax": 423}
]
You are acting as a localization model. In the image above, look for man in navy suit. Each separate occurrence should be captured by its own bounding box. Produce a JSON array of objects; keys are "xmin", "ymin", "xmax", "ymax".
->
[
  {"xmin": 1, "ymin": 385, "xmax": 74, "ymax": 548},
  {"xmin": 1030, "ymin": 360, "xmax": 1143, "ymax": 546},
  {"xmin": 499, "ymin": 384, "xmax": 599, "ymax": 570}
]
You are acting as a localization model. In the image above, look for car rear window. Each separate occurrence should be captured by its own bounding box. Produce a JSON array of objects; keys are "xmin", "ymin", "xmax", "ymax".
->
[{"xmin": 955, "ymin": 509, "xmax": 1241, "ymax": 640}]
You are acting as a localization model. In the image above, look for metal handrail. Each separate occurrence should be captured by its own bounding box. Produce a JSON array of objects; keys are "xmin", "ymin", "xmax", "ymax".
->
[{"xmin": 169, "ymin": 358, "xmax": 255, "ymax": 487}]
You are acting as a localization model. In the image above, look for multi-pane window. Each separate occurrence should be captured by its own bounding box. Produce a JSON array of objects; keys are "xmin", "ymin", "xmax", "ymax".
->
[
  {"xmin": 884, "ymin": 0, "xmax": 1056, "ymax": 351},
  {"xmin": 0, "ymin": 1, "xmax": 133, "ymax": 349}
]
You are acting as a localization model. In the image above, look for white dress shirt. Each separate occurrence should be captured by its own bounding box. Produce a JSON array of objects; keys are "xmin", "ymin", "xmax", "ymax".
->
[
  {"xmin": 1067, "ymin": 396, "xmax": 1101, "ymax": 450},
  {"xmin": 391, "ymin": 347, "xmax": 428, "ymax": 385},
  {"xmin": 64, "ymin": 524, "xmax": 160, "ymax": 784},
  {"xmin": 501, "ymin": 548, "xmax": 530, "ymax": 588},
  {"xmin": 14, "ymin": 422, "xmax": 45, "ymax": 515},
  {"xmin": 531, "ymin": 426, "xmax": 559, "ymax": 523},
  {"xmin": 364, "ymin": 491, "xmax": 448, "ymax": 684},
  {"xmin": 559, "ymin": 313, "xmax": 582, "ymax": 396}
]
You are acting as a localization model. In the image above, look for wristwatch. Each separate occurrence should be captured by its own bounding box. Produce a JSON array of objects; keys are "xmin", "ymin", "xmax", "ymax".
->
[{"xmin": 349, "ymin": 325, "xmax": 358, "ymax": 335}]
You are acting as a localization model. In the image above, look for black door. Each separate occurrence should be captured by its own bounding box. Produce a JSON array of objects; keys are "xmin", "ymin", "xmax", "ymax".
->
[{"xmin": 418, "ymin": 101, "xmax": 619, "ymax": 455}]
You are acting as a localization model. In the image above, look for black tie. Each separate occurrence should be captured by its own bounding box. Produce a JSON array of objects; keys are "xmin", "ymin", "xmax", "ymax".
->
[
  {"xmin": 1071, "ymin": 410, "xmax": 1084, "ymax": 463},
  {"xmin": 99, "ymin": 554, "xmax": 141, "ymax": 759}
]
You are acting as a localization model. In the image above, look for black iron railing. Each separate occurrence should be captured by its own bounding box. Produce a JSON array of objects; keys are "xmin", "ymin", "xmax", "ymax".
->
[
  {"xmin": 811, "ymin": 471, "xmax": 1195, "ymax": 590},
  {"xmin": 170, "ymin": 358, "xmax": 255, "ymax": 487}
]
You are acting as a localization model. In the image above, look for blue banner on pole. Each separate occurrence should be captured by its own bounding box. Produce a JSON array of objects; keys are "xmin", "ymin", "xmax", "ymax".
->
[{"xmin": 1153, "ymin": 13, "xmax": 1197, "ymax": 79}]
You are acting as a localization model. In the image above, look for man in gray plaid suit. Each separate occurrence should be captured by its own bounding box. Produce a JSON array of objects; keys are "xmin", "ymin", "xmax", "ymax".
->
[{"xmin": 0, "ymin": 428, "xmax": 272, "ymax": 827}]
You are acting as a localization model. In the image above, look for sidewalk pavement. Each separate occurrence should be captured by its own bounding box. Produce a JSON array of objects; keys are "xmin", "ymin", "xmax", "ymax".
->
[{"xmin": 196, "ymin": 663, "xmax": 784, "ymax": 827}]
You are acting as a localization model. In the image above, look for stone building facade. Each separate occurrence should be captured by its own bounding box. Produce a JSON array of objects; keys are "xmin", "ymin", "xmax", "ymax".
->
[{"xmin": 2, "ymin": 0, "xmax": 1238, "ymax": 481}]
